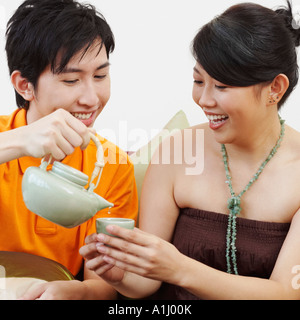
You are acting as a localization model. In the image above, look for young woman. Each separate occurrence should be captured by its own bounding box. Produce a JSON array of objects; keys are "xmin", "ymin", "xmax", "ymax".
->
[{"xmin": 80, "ymin": 1, "xmax": 300, "ymax": 299}]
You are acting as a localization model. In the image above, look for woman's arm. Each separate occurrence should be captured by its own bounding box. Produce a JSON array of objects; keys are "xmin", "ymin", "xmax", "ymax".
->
[{"xmin": 81, "ymin": 136, "xmax": 182, "ymax": 298}]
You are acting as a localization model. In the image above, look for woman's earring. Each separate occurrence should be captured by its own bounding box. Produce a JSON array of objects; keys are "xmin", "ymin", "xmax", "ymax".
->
[{"xmin": 269, "ymin": 94, "xmax": 279, "ymax": 104}]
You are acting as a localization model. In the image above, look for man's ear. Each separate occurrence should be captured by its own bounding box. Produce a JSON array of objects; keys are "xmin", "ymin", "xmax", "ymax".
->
[{"xmin": 10, "ymin": 70, "xmax": 35, "ymax": 102}]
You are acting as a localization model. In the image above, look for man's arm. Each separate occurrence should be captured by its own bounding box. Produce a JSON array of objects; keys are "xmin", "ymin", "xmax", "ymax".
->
[{"xmin": 0, "ymin": 109, "xmax": 91, "ymax": 165}]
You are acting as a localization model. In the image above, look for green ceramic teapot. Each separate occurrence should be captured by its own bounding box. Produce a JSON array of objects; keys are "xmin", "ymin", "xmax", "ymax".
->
[{"xmin": 22, "ymin": 133, "xmax": 114, "ymax": 228}]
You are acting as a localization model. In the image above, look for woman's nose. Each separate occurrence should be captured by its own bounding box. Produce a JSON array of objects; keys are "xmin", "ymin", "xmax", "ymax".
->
[{"xmin": 198, "ymin": 87, "xmax": 217, "ymax": 109}]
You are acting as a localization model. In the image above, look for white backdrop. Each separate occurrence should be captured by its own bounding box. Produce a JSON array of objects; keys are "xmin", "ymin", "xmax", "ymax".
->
[{"xmin": 0, "ymin": 0, "xmax": 300, "ymax": 151}]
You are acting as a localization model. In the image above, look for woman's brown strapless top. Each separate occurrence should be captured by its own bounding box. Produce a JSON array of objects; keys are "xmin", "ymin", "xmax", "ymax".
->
[{"xmin": 154, "ymin": 208, "xmax": 290, "ymax": 300}]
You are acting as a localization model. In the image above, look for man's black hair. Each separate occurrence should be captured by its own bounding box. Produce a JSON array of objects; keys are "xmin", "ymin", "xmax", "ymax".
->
[{"xmin": 6, "ymin": 0, "xmax": 115, "ymax": 109}]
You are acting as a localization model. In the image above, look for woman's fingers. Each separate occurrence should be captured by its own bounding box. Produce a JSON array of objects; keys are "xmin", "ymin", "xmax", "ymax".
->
[
  {"xmin": 98, "ymin": 245, "xmax": 150, "ymax": 277},
  {"xmin": 79, "ymin": 233, "xmax": 103, "ymax": 260},
  {"xmin": 84, "ymin": 247, "xmax": 107, "ymax": 270},
  {"xmin": 92, "ymin": 261, "xmax": 115, "ymax": 276},
  {"xmin": 84, "ymin": 233, "xmax": 99, "ymax": 245},
  {"xmin": 96, "ymin": 242, "xmax": 141, "ymax": 265},
  {"xmin": 82, "ymin": 229, "xmax": 167, "ymax": 279},
  {"xmin": 93, "ymin": 228, "xmax": 162, "ymax": 277},
  {"xmin": 97, "ymin": 226, "xmax": 154, "ymax": 247},
  {"xmin": 95, "ymin": 231, "xmax": 145, "ymax": 260}
]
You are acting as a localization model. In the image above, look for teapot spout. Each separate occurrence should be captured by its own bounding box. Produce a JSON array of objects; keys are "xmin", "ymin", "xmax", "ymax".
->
[{"xmin": 95, "ymin": 194, "xmax": 114, "ymax": 211}]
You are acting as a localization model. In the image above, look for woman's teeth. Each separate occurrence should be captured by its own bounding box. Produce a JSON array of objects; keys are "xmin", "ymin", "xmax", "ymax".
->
[
  {"xmin": 206, "ymin": 114, "xmax": 228, "ymax": 124},
  {"xmin": 71, "ymin": 112, "xmax": 93, "ymax": 120}
]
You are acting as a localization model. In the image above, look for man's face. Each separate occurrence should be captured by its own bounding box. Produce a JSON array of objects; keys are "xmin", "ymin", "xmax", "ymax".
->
[{"xmin": 27, "ymin": 40, "xmax": 111, "ymax": 127}]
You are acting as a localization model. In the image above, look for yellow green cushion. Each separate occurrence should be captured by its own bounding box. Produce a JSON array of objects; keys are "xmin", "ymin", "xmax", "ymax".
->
[{"xmin": 130, "ymin": 110, "xmax": 190, "ymax": 209}]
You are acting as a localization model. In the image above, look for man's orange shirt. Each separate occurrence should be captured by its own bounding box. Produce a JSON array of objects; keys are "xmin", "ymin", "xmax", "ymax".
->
[{"xmin": 0, "ymin": 109, "xmax": 138, "ymax": 276}]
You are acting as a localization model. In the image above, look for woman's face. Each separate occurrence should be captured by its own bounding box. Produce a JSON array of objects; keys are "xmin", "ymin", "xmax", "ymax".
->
[{"xmin": 192, "ymin": 62, "xmax": 269, "ymax": 145}]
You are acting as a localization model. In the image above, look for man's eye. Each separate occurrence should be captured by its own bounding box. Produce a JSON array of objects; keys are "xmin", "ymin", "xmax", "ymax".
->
[
  {"xmin": 63, "ymin": 80, "xmax": 78, "ymax": 84},
  {"xmin": 94, "ymin": 75, "xmax": 107, "ymax": 80}
]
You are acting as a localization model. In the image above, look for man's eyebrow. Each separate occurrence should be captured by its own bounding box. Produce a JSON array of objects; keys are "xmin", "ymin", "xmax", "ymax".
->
[
  {"xmin": 61, "ymin": 61, "xmax": 110, "ymax": 73},
  {"xmin": 96, "ymin": 61, "xmax": 110, "ymax": 70}
]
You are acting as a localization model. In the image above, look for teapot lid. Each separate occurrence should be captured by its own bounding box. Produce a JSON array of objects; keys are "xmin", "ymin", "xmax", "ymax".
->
[{"xmin": 52, "ymin": 161, "xmax": 89, "ymax": 187}]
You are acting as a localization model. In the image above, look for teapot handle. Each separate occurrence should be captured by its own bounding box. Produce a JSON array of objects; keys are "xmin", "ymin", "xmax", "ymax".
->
[
  {"xmin": 40, "ymin": 133, "xmax": 104, "ymax": 192},
  {"xmin": 88, "ymin": 133, "xmax": 105, "ymax": 192}
]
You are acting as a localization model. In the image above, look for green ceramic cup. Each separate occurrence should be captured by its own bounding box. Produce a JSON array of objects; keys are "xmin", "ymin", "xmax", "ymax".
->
[{"xmin": 96, "ymin": 218, "xmax": 135, "ymax": 237}]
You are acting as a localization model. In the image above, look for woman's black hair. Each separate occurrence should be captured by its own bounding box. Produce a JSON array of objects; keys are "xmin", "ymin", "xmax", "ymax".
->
[
  {"xmin": 192, "ymin": 1, "xmax": 300, "ymax": 109},
  {"xmin": 5, "ymin": 0, "xmax": 115, "ymax": 109}
]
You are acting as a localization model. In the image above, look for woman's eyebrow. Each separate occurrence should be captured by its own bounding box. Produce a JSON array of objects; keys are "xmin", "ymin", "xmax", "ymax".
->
[{"xmin": 193, "ymin": 67, "xmax": 200, "ymax": 74}]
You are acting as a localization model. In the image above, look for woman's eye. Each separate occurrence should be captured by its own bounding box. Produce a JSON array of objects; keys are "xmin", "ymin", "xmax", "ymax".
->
[
  {"xmin": 194, "ymin": 80, "xmax": 203, "ymax": 85},
  {"xmin": 215, "ymin": 85, "xmax": 227, "ymax": 90}
]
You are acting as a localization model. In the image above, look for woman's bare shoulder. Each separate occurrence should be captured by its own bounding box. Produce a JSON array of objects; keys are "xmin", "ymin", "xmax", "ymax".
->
[{"xmin": 285, "ymin": 125, "xmax": 300, "ymax": 159}]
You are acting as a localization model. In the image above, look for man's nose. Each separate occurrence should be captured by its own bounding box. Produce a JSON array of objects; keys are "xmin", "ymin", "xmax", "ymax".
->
[{"xmin": 78, "ymin": 82, "xmax": 100, "ymax": 107}]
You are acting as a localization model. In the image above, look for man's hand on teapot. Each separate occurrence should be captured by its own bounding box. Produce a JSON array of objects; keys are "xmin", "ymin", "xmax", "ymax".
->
[{"xmin": 21, "ymin": 109, "xmax": 92, "ymax": 160}]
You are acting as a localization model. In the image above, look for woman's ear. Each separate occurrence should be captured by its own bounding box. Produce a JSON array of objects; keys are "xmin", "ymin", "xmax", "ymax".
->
[
  {"xmin": 267, "ymin": 74, "xmax": 289, "ymax": 106},
  {"xmin": 10, "ymin": 71, "xmax": 35, "ymax": 102}
]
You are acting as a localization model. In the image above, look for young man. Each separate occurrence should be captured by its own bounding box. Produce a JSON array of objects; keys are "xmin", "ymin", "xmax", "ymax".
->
[{"xmin": 0, "ymin": 0, "xmax": 138, "ymax": 299}]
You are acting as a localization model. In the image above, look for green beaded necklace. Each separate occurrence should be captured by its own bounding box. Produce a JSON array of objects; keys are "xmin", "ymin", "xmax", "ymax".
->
[{"xmin": 221, "ymin": 117, "xmax": 285, "ymax": 275}]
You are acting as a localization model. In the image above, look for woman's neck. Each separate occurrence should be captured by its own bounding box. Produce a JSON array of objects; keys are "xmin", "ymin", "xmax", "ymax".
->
[{"xmin": 223, "ymin": 112, "xmax": 282, "ymax": 166}]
